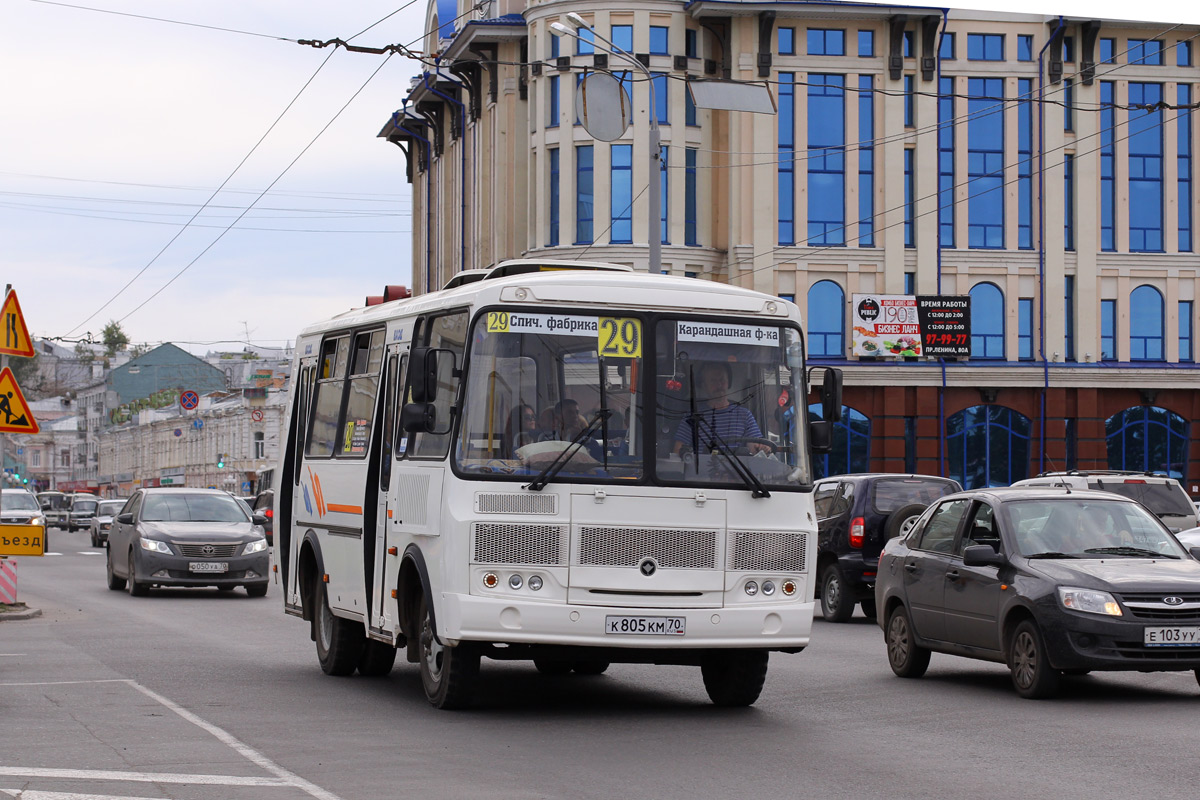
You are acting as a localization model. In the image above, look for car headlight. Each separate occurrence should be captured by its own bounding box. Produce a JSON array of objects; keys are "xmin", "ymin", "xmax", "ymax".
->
[
  {"xmin": 1058, "ymin": 586, "xmax": 1122, "ymax": 617},
  {"xmin": 243, "ymin": 538, "xmax": 268, "ymax": 555},
  {"xmin": 139, "ymin": 538, "xmax": 172, "ymax": 554},
  {"xmin": 100, "ymin": 522, "xmax": 111, "ymax": 530}
]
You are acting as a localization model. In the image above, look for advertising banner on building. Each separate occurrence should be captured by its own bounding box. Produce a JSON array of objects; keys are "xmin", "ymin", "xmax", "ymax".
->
[
  {"xmin": 851, "ymin": 294, "xmax": 922, "ymax": 357},
  {"xmin": 916, "ymin": 295, "xmax": 972, "ymax": 357}
]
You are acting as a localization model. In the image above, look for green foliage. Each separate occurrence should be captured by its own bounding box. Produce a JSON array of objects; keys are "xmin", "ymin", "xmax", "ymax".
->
[{"xmin": 101, "ymin": 320, "xmax": 130, "ymax": 357}]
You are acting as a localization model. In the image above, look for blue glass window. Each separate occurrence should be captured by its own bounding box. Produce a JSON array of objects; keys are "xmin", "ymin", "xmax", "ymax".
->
[
  {"xmin": 903, "ymin": 75, "xmax": 914, "ymax": 127},
  {"xmin": 649, "ymin": 26, "xmax": 669, "ymax": 55},
  {"xmin": 809, "ymin": 404, "xmax": 870, "ymax": 479},
  {"xmin": 902, "ymin": 31, "xmax": 914, "ymax": 58},
  {"xmin": 1065, "ymin": 418, "xmax": 1077, "ymax": 470},
  {"xmin": 1130, "ymin": 285, "xmax": 1165, "ymax": 361},
  {"xmin": 1063, "ymin": 37, "xmax": 1074, "ymax": 62},
  {"xmin": 947, "ymin": 406, "xmax": 1031, "ymax": 489},
  {"xmin": 1018, "ymin": 35, "xmax": 1033, "ymax": 61},
  {"xmin": 1106, "ymin": 406, "xmax": 1189, "ymax": 478},
  {"xmin": 808, "ymin": 29, "xmax": 845, "ymax": 56},
  {"xmin": 1064, "ymin": 79, "xmax": 1074, "ymax": 131},
  {"xmin": 778, "ymin": 73, "xmax": 795, "ymax": 245},
  {"xmin": 610, "ymin": 144, "xmax": 632, "ymax": 244},
  {"xmin": 1065, "ymin": 275, "xmax": 1075, "ymax": 361},
  {"xmin": 969, "ymin": 78, "xmax": 1005, "ymax": 248},
  {"xmin": 652, "ymin": 73, "xmax": 669, "ymax": 124},
  {"xmin": 548, "ymin": 148, "xmax": 560, "ymax": 246},
  {"xmin": 1129, "ymin": 39, "xmax": 1163, "ymax": 65},
  {"xmin": 1179, "ymin": 41, "xmax": 1192, "ymax": 67},
  {"xmin": 1100, "ymin": 38, "xmax": 1115, "ymax": 63},
  {"xmin": 1101, "ymin": 82, "xmax": 1116, "ymax": 251},
  {"xmin": 660, "ymin": 144, "xmax": 669, "ymax": 244},
  {"xmin": 904, "ymin": 272, "xmax": 915, "ymax": 294},
  {"xmin": 1018, "ymin": 78, "xmax": 1033, "ymax": 249},
  {"xmin": 686, "ymin": 29, "xmax": 698, "ymax": 59},
  {"xmin": 940, "ymin": 32, "xmax": 955, "ymax": 60},
  {"xmin": 576, "ymin": 27, "xmax": 594, "ymax": 54},
  {"xmin": 904, "ymin": 148, "xmax": 915, "ymax": 247},
  {"xmin": 548, "ymin": 75, "xmax": 559, "ymax": 128},
  {"xmin": 686, "ymin": 84, "xmax": 697, "ymax": 126},
  {"xmin": 778, "ymin": 292, "xmax": 795, "ymax": 302},
  {"xmin": 1180, "ymin": 301, "xmax": 1193, "ymax": 362},
  {"xmin": 967, "ymin": 34, "xmax": 1004, "ymax": 61},
  {"xmin": 611, "ymin": 25, "xmax": 632, "ymax": 53},
  {"xmin": 575, "ymin": 145, "xmax": 593, "ymax": 244},
  {"xmin": 1064, "ymin": 152, "xmax": 1075, "ymax": 251},
  {"xmin": 1180, "ymin": 85, "xmax": 1192, "ymax": 252},
  {"xmin": 858, "ymin": 30, "xmax": 874, "ymax": 57},
  {"xmin": 904, "ymin": 417, "xmax": 917, "ymax": 473},
  {"xmin": 1018, "ymin": 298, "xmax": 1034, "ymax": 360},
  {"xmin": 939, "ymin": 76, "xmax": 955, "ymax": 248},
  {"xmin": 807, "ymin": 280, "xmax": 845, "ymax": 357},
  {"xmin": 1101, "ymin": 299, "xmax": 1116, "ymax": 360},
  {"xmin": 970, "ymin": 282, "xmax": 1005, "ymax": 359},
  {"xmin": 808, "ymin": 74, "xmax": 846, "ymax": 245},
  {"xmin": 685, "ymin": 148, "xmax": 698, "ymax": 246},
  {"xmin": 858, "ymin": 75, "xmax": 875, "ymax": 247},
  {"xmin": 779, "ymin": 27, "xmax": 795, "ymax": 55},
  {"xmin": 1129, "ymin": 82, "xmax": 1164, "ymax": 252},
  {"xmin": 551, "ymin": 31, "xmax": 560, "ymax": 58}
]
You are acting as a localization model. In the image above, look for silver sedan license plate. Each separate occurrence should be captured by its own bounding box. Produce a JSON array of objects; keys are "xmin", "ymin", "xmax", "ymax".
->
[
  {"xmin": 1144, "ymin": 626, "xmax": 1200, "ymax": 646},
  {"xmin": 605, "ymin": 615, "xmax": 685, "ymax": 636},
  {"xmin": 189, "ymin": 561, "xmax": 228, "ymax": 573}
]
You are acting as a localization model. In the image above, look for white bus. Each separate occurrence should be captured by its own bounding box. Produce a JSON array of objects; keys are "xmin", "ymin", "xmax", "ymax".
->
[{"xmin": 276, "ymin": 260, "xmax": 842, "ymax": 708}]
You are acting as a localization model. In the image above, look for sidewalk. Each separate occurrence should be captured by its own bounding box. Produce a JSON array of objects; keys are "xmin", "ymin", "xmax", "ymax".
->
[{"xmin": 0, "ymin": 602, "xmax": 42, "ymax": 621}]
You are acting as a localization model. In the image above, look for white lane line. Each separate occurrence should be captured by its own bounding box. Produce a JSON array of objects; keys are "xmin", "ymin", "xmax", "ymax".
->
[
  {"xmin": 1, "ymin": 791, "xmax": 169, "ymax": 800},
  {"xmin": 0, "ymin": 655, "xmax": 26, "ymax": 657},
  {"xmin": 0, "ymin": 680, "xmax": 129, "ymax": 687},
  {"xmin": 77, "ymin": 552, "xmax": 103, "ymax": 556},
  {"xmin": 0, "ymin": 769, "xmax": 287, "ymax": 787}
]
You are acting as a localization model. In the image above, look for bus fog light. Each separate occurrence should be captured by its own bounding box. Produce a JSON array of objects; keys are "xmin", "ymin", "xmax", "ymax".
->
[
  {"xmin": 761, "ymin": 580, "xmax": 776, "ymax": 596},
  {"xmin": 509, "ymin": 574, "xmax": 523, "ymax": 590},
  {"xmin": 782, "ymin": 579, "xmax": 797, "ymax": 596},
  {"xmin": 483, "ymin": 572, "xmax": 499, "ymax": 589},
  {"xmin": 744, "ymin": 581, "xmax": 758, "ymax": 596},
  {"xmin": 528, "ymin": 575, "xmax": 543, "ymax": 591}
]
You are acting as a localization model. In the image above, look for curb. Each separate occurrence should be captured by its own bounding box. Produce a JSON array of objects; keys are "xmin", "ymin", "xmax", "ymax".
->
[{"xmin": 0, "ymin": 605, "xmax": 43, "ymax": 622}]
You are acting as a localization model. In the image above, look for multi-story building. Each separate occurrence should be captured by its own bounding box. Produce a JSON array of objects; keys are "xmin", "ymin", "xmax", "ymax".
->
[{"xmin": 382, "ymin": 0, "xmax": 1200, "ymax": 489}]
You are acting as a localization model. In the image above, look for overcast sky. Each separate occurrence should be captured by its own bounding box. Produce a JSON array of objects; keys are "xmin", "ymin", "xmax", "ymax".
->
[{"xmin": 4, "ymin": 0, "xmax": 1199, "ymax": 356}]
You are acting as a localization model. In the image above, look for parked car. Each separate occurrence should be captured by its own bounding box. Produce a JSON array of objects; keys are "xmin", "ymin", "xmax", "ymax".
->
[
  {"xmin": 89, "ymin": 498, "xmax": 128, "ymax": 547},
  {"xmin": 1175, "ymin": 527, "xmax": 1200, "ymax": 549},
  {"xmin": 37, "ymin": 491, "xmax": 71, "ymax": 529},
  {"xmin": 66, "ymin": 494, "xmax": 100, "ymax": 532},
  {"xmin": 1012, "ymin": 471, "xmax": 1197, "ymax": 532},
  {"xmin": 1, "ymin": 491, "xmax": 48, "ymax": 552},
  {"xmin": 814, "ymin": 473, "xmax": 962, "ymax": 622},
  {"xmin": 251, "ymin": 488, "xmax": 274, "ymax": 546},
  {"xmin": 105, "ymin": 487, "xmax": 270, "ymax": 597},
  {"xmin": 877, "ymin": 487, "xmax": 1200, "ymax": 698}
]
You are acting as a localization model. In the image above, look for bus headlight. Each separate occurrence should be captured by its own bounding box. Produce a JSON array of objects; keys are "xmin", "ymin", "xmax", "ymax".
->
[
  {"xmin": 528, "ymin": 575, "xmax": 543, "ymax": 591},
  {"xmin": 761, "ymin": 580, "xmax": 776, "ymax": 596},
  {"xmin": 508, "ymin": 574, "xmax": 523, "ymax": 590},
  {"xmin": 744, "ymin": 581, "xmax": 758, "ymax": 596}
]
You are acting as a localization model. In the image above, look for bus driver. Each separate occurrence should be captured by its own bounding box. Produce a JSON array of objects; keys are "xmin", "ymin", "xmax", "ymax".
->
[{"xmin": 673, "ymin": 362, "xmax": 769, "ymax": 455}]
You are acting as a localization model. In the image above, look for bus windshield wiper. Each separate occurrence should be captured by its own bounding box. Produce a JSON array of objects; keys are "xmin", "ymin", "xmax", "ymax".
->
[
  {"xmin": 524, "ymin": 410, "xmax": 612, "ymax": 492},
  {"xmin": 690, "ymin": 414, "xmax": 770, "ymax": 499}
]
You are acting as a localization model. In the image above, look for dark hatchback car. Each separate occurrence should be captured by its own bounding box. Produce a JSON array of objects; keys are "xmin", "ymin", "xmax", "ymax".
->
[
  {"xmin": 105, "ymin": 487, "xmax": 270, "ymax": 597},
  {"xmin": 877, "ymin": 488, "xmax": 1200, "ymax": 698},
  {"xmin": 814, "ymin": 474, "xmax": 962, "ymax": 622}
]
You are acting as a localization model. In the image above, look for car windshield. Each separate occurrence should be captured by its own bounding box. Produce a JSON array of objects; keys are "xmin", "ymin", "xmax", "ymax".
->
[
  {"xmin": 1008, "ymin": 499, "xmax": 1187, "ymax": 558},
  {"xmin": 871, "ymin": 478, "xmax": 958, "ymax": 514},
  {"xmin": 1, "ymin": 493, "xmax": 39, "ymax": 511},
  {"xmin": 1091, "ymin": 480, "xmax": 1195, "ymax": 517},
  {"xmin": 39, "ymin": 494, "xmax": 70, "ymax": 510},
  {"xmin": 141, "ymin": 494, "xmax": 250, "ymax": 523},
  {"xmin": 98, "ymin": 501, "xmax": 124, "ymax": 516},
  {"xmin": 73, "ymin": 500, "xmax": 97, "ymax": 513}
]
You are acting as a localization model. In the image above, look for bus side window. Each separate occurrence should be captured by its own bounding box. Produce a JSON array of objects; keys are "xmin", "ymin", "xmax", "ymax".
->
[
  {"xmin": 292, "ymin": 365, "xmax": 315, "ymax": 485},
  {"xmin": 409, "ymin": 311, "xmax": 468, "ymax": 458},
  {"xmin": 394, "ymin": 354, "xmax": 409, "ymax": 458},
  {"xmin": 380, "ymin": 354, "xmax": 398, "ymax": 490},
  {"xmin": 337, "ymin": 329, "xmax": 385, "ymax": 458},
  {"xmin": 307, "ymin": 335, "xmax": 351, "ymax": 457}
]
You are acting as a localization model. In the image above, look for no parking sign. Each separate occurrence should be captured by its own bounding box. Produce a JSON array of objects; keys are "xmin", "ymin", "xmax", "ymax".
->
[{"xmin": 179, "ymin": 390, "xmax": 199, "ymax": 410}]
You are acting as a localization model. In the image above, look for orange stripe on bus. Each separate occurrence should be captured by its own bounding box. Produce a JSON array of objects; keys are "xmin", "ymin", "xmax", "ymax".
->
[{"xmin": 326, "ymin": 504, "xmax": 362, "ymax": 515}]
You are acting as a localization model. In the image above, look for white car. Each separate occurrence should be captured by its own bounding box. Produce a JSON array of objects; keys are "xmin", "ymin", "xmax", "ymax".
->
[
  {"xmin": 1011, "ymin": 472, "xmax": 1197, "ymax": 532},
  {"xmin": 1176, "ymin": 526, "xmax": 1200, "ymax": 550}
]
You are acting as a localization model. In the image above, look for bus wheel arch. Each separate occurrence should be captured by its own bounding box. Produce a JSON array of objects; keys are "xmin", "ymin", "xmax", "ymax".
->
[
  {"xmin": 297, "ymin": 532, "xmax": 324, "ymax": 635},
  {"xmin": 398, "ymin": 546, "xmax": 435, "ymax": 663}
]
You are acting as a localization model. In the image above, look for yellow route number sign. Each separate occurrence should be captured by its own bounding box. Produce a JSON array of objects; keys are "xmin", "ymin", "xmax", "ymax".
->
[
  {"xmin": 598, "ymin": 317, "xmax": 641, "ymax": 358},
  {"xmin": 0, "ymin": 523, "xmax": 45, "ymax": 557}
]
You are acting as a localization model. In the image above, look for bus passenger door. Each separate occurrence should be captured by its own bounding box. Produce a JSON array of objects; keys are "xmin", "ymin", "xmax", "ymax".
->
[{"xmin": 371, "ymin": 343, "xmax": 407, "ymax": 635}]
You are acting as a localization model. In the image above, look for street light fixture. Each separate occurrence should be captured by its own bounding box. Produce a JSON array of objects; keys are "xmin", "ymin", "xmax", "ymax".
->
[{"xmin": 549, "ymin": 16, "xmax": 662, "ymax": 273}]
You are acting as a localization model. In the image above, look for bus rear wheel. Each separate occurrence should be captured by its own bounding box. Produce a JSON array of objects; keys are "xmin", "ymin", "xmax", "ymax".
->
[
  {"xmin": 314, "ymin": 582, "xmax": 365, "ymax": 676},
  {"xmin": 418, "ymin": 593, "xmax": 478, "ymax": 709},
  {"xmin": 701, "ymin": 650, "xmax": 769, "ymax": 707}
]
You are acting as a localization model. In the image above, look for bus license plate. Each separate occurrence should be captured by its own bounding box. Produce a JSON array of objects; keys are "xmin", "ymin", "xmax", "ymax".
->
[
  {"xmin": 605, "ymin": 616, "xmax": 685, "ymax": 636},
  {"xmin": 1144, "ymin": 626, "xmax": 1200, "ymax": 646},
  {"xmin": 189, "ymin": 561, "xmax": 228, "ymax": 573}
]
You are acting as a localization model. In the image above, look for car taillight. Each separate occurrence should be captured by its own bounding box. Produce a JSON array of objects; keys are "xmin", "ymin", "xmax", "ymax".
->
[
  {"xmin": 1124, "ymin": 479, "xmax": 1146, "ymax": 484},
  {"xmin": 850, "ymin": 517, "xmax": 865, "ymax": 549},
  {"xmin": 264, "ymin": 508, "xmax": 273, "ymax": 518}
]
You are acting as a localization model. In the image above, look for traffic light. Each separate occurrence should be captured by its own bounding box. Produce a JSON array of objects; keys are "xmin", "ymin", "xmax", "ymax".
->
[{"xmin": 217, "ymin": 453, "xmax": 225, "ymax": 469}]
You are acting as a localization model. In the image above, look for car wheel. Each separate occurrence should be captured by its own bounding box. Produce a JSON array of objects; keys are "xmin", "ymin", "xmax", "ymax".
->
[
  {"xmin": 886, "ymin": 504, "xmax": 929, "ymax": 541},
  {"xmin": 127, "ymin": 552, "xmax": 149, "ymax": 597},
  {"xmin": 358, "ymin": 640, "xmax": 398, "ymax": 677},
  {"xmin": 820, "ymin": 564, "xmax": 855, "ymax": 623},
  {"xmin": 533, "ymin": 659, "xmax": 573, "ymax": 675},
  {"xmin": 244, "ymin": 584, "xmax": 268, "ymax": 598},
  {"xmin": 90, "ymin": 531, "xmax": 97, "ymax": 547},
  {"xmin": 860, "ymin": 599, "xmax": 878, "ymax": 619},
  {"xmin": 886, "ymin": 605, "xmax": 931, "ymax": 678},
  {"xmin": 1194, "ymin": 669, "xmax": 1200, "ymax": 691},
  {"xmin": 418, "ymin": 592, "xmax": 479, "ymax": 709},
  {"xmin": 314, "ymin": 582, "xmax": 365, "ymax": 676},
  {"xmin": 105, "ymin": 547, "xmax": 126, "ymax": 591},
  {"xmin": 700, "ymin": 649, "xmax": 770, "ymax": 707},
  {"xmin": 572, "ymin": 661, "xmax": 610, "ymax": 675},
  {"xmin": 1008, "ymin": 620, "xmax": 1061, "ymax": 699}
]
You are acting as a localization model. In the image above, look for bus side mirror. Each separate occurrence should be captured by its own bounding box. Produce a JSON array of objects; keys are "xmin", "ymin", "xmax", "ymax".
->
[
  {"xmin": 810, "ymin": 420, "xmax": 834, "ymax": 453},
  {"xmin": 819, "ymin": 367, "xmax": 843, "ymax": 424},
  {"xmin": 407, "ymin": 347, "xmax": 437, "ymax": 402},
  {"xmin": 401, "ymin": 402, "xmax": 437, "ymax": 433}
]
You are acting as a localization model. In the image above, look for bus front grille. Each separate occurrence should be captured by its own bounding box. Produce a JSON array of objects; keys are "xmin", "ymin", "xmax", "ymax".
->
[
  {"xmin": 473, "ymin": 523, "xmax": 565, "ymax": 565},
  {"xmin": 577, "ymin": 527, "xmax": 718, "ymax": 570},
  {"xmin": 728, "ymin": 531, "xmax": 807, "ymax": 572}
]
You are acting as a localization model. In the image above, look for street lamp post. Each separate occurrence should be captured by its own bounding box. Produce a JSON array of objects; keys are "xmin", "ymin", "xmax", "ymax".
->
[{"xmin": 550, "ymin": 15, "xmax": 662, "ymax": 273}]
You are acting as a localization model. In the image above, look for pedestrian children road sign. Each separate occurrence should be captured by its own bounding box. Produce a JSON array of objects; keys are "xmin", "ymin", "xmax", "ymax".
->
[
  {"xmin": 0, "ymin": 290, "xmax": 34, "ymax": 358},
  {"xmin": 0, "ymin": 367, "xmax": 38, "ymax": 434}
]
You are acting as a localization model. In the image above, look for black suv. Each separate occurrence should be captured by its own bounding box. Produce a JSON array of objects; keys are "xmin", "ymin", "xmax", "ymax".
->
[{"xmin": 814, "ymin": 473, "xmax": 962, "ymax": 622}]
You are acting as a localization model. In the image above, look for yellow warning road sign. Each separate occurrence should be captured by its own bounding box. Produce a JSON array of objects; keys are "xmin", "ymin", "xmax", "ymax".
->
[
  {"xmin": 0, "ymin": 290, "xmax": 34, "ymax": 358},
  {"xmin": 0, "ymin": 523, "xmax": 45, "ymax": 557},
  {"xmin": 0, "ymin": 367, "xmax": 38, "ymax": 434}
]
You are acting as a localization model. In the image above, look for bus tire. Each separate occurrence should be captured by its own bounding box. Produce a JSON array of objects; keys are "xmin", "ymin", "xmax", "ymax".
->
[
  {"xmin": 701, "ymin": 650, "xmax": 769, "ymax": 707},
  {"xmin": 418, "ymin": 593, "xmax": 479, "ymax": 709},
  {"xmin": 315, "ymin": 583, "xmax": 365, "ymax": 676},
  {"xmin": 358, "ymin": 640, "xmax": 398, "ymax": 677}
]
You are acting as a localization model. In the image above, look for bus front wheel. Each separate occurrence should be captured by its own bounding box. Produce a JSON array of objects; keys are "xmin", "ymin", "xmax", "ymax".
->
[
  {"xmin": 315, "ymin": 582, "xmax": 365, "ymax": 676},
  {"xmin": 418, "ymin": 593, "xmax": 479, "ymax": 709},
  {"xmin": 701, "ymin": 650, "xmax": 769, "ymax": 707}
]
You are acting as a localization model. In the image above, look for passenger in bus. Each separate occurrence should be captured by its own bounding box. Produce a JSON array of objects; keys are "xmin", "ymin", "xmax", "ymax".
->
[
  {"xmin": 506, "ymin": 404, "xmax": 541, "ymax": 454},
  {"xmin": 541, "ymin": 398, "xmax": 603, "ymax": 459},
  {"xmin": 673, "ymin": 362, "xmax": 769, "ymax": 455}
]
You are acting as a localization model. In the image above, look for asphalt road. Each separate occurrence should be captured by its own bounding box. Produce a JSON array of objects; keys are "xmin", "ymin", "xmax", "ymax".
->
[{"xmin": 3, "ymin": 527, "xmax": 1198, "ymax": 800}]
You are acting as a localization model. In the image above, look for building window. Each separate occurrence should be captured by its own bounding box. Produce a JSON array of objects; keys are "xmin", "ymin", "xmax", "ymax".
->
[
  {"xmin": 904, "ymin": 272, "xmax": 915, "ymax": 295},
  {"xmin": 1129, "ymin": 39, "xmax": 1163, "ymax": 65},
  {"xmin": 576, "ymin": 27, "xmax": 594, "ymax": 54},
  {"xmin": 61, "ymin": 449, "xmax": 70, "ymax": 467},
  {"xmin": 1180, "ymin": 85, "xmax": 1192, "ymax": 252},
  {"xmin": 1018, "ymin": 298, "xmax": 1034, "ymax": 360},
  {"xmin": 1178, "ymin": 41, "xmax": 1192, "ymax": 67},
  {"xmin": 1129, "ymin": 83, "xmax": 1164, "ymax": 252},
  {"xmin": 1018, "ymin": 34, "xmax": 1033, "ymax": 61},
  {"xmin": 858, "ymin": 30, "xmax": 874, "ymax": 57},
  {"xmin": 809, "ymin": 404, "xmax": 870, "ymax": 480},
  {"xmin": 808, "ymin": 74, "xmax": 845, "ymax": 246},
  {"xmin": 1063, "ymin": 36, "xmax": 1074, "ymax": 62},
  {"xmin": 938, "ymin": 76, "xmax": 955, "ymax": 248},
  {"xmin": 968, "ymin": 78, "xmax": 1005, "ymax": 248},
  {"xmin": 778, "ymin": 293, "xmax": 795, "ymax": 302},
  {"xmin": 808, "ymin": 28, "xmax": 845, "ymax": 56},
  {"xmin": 1130, "ymin": 285, "xmax": 1165, "ymax": 361},
  {"xmin": 858, "ymin": 75, "xmax": 875, "ymax": 247},
  {"xmin": 685, "ymin": 148, "xmax": 698, "ymax": 246},
  {"xmin": 551, "ymin": 31, "xmax": 560, "ymax": 58},
  {"xmin": 685, "ymin": 85, "xmax": 698, "ymax": 125},
  {"xmin": 1100, "ymin": 38, "xmax": 1115, "ymax": 63},
  {"xmin": 967, "ymin": 33, "xmax": 1004, "ymax": 61},
  {"xmin": 902, "ymin": 30, "xmax": 914, "ymax": 58},
  {"xmin": 807, "ymin": 280, "xmax": 845, "ymax": 357},
  {"xmin": 1101, "ymin": 82, "xmax": 1116, "ymax": 251},
  {"xmin": 649, "ymin": 25, "xmax": 669, "ymax": 55},
  {"xmin": 1018, "ymin": 78, "xmax": 1033, "ymax": 250},
  {"xmin": 610, "ymin": 143, "xmax": 632, "ymax": 243},
  {"xmin": 970, "ymin": 282, "xmax": 1005, "ymax": 359},
  {"xmin": 547, "ymin": 75, "xmax": 559, "ymax": 128},
  {"xmin": 575, "ymin": 145, "xmax": 594, "ymax": 244},
  {"xmin": 685, "ymin": 29, "xmax": 698, "ymax": 58},
  {"xmin": 548, "ymin": 147, "xmax": 560, "ymax": 246},
  {"xmin": 903, "ymin": 75, "xmax": 914, "ymax": 127},
  {"xmin": 947, "ymin": 406, "xmax": 1031, "ymax": 489},
  {"xmin": 1064, "ymin": 78, "xmax": 1074, "ymax": 131},
  {"xmin": 652, "ymin": 73, "xmax": 669, "ymax": 124},
  {"xmin": 778, "ymin": 73, "xmax": 795, "ymax": 245},
  {"xmin": 779, "ymin": 26, "xmax": 795, "ymax": 55},
  {"xmin": 1180, "ymin": 300, "xmax": 1194, "ymax": 362},
  {"xmin": 254, "ymin": 432, "xmax": 265, "ymax": 460},
  {"xmin": 1106, "ymin": 406, "xmax": 1189, "ymax": 478},
  {"xmin": 904, "ymin": 416, "xmax": 917, "ymax": 473},
  {"xmin": 1064, "ymin": 418, "xmax": 1078, "ymax": 470},
  {"xmin": 904, "ymin": 148, "xmax": 915, "ymax": 247},
  {"xmin": 1064, "ymin": 275, "xmax": 1075, "ymax": 361},
  {"xmin": 659, "ymin": 145, "xmax": 669, "ymax": 244},
  {"xmin": 611, "ymin": 24, "xmax": 632, "ymax": 53},
  {"xmin": 1101, "ymin": 299, "xmax": 1116, "ymax": 360},
  {"xmin": 1064, "ymin": 152, "xmax": 1075, "ymax": 251},
  {"xmin": 31, "ymin": 451, "xmax": 40, "ymax": 468},
  {"xmin": 939, "ymin": 32, "xmax": 955, "ymax": 60}
]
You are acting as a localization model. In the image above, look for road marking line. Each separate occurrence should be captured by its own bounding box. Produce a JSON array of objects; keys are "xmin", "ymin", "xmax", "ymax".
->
[
  {"xmin": 0, "ymin": 769, "xmax": 287, "ymax": 787},
  {"xmin": 1, "ymin": 791, "xmax": 170, "ymax": 800},
  {"xmin": 77, "ymin": 552, "xmax": 103, "ymax": 556},
  {"xmin": 0, "ymin": 680, "xmax": 129, "ymax": 687}
]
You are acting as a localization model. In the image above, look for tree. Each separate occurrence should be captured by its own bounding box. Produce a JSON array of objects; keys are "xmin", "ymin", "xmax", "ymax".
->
[
  {"xmin": 129, "ymin": 343, "xmax": 151, "ymax": 358},
  {"xmin": 10, "ymin": 347, "xmax": 41, "ymax": 396},
  {"xmin": 74, "ymin": 342, "xmax": 95, "ymax": 363},
  {"xmin": 102, "ymin": 320, "xmax": 130, "ymax": 357}
]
